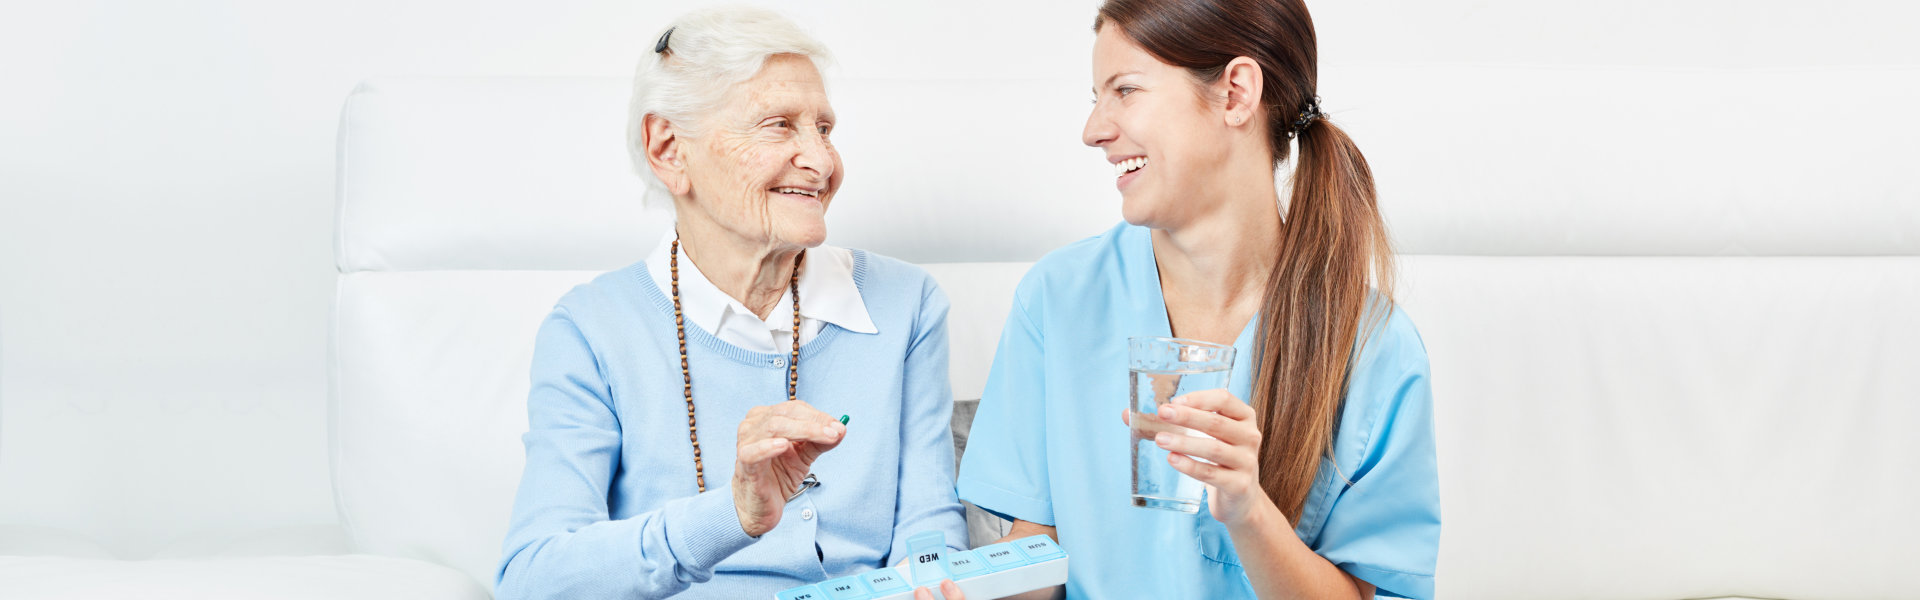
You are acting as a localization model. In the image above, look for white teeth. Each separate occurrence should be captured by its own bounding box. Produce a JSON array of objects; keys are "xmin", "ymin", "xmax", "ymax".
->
[
  {"xmin": 773, "ymin": 187, "xmax": 818, "ymax": 197},
  {"xmin": 1113, "ymin": 157, "xmax": 1148, "ymax": 177}
]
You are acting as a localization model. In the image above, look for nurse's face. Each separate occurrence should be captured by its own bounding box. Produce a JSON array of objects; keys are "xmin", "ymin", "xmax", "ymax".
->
[{"xmin": 1083, "ymin": 25, "xmax": 1239, "ymax": 230}]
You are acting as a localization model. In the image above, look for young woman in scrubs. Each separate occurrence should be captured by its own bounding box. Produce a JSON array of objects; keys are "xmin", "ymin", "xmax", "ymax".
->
[{"xmin": 951, "ymin": 0, "xmax": 1440, "ymax": 599}]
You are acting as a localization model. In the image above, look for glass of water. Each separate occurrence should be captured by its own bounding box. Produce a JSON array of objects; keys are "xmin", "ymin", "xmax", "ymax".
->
[{"xmin": 1128, "ymin": 336, "xmax": 1235, "ymax": 513}]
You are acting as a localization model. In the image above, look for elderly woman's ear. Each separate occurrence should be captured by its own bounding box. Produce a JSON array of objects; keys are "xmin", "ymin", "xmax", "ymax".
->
[{"xmin": 642, "ymin": 113, "xmax": 692, "ymax": 197}]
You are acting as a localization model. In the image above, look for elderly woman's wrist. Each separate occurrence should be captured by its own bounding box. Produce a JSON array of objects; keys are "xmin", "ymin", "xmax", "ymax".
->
[
  {"xmin": 736, "ymin": 504, "xmax": 770, "ymax": 538},
  {"xmin": 732, "ymin": 477, "xmax": 775, "ymax": 538},
  {"xmin": 664, "ymin": 483, "xmax": 761, "ymax": 572}
]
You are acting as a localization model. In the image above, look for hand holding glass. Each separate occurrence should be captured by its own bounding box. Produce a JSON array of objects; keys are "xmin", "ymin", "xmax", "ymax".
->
[{"xmin": 1128, "ymin": 336, "xmax": 1235, "ymax": 513}]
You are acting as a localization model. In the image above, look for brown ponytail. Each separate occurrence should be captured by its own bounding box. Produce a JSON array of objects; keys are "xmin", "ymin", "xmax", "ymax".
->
[{"xmin": 1097, "ymin": 0, "xmax": 1394, "ymax": 523}]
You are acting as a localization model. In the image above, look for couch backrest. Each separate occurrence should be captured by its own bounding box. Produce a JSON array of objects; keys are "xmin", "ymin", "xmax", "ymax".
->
[{"xmin": 333, "ymin": 65, "xmax": 1919, "ymax": 597}]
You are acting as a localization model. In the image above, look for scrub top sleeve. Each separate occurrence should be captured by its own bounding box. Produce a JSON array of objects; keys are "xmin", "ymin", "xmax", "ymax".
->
[
  {"xmin": 955, "ymin": 286, "xmax": 1055, "ymax": 526},
  {"xmin": 1312, "ymin": 356, "xmax": 1441, "ymax": 600},
  {"xmin": 887, "ymin": 280, "xmax": 969, "ymax": 562}
]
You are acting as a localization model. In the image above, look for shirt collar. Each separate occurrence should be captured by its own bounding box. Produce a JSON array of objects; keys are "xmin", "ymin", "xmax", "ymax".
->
[
  {"xmin": 792, "ymin": 243, "xmax": 878, "ymax": 334},
  {"xmin": 645, "ymin": 232, "xmax": 877, "ymax": 338}
]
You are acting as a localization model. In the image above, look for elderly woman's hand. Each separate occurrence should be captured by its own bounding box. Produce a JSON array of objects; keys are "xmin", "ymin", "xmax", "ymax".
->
[{"xmin": 733, "ymin": 400, "xmax": 846, "ymax": 537}]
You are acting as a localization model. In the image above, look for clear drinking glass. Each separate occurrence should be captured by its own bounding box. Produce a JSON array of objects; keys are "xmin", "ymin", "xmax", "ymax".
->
[{"xmin": 1128, "ymin": 336, "xmax": 1236, "ymax": 513}]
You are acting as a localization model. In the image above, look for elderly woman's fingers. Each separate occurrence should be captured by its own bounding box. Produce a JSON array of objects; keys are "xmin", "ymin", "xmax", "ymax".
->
[
  {"xmin": 772, "ymin": 399, "xmax": 839, "ymax": 424},
  {"xmin": 736, "ymin": 437, "xmax": 791, "ymax": 469},
  {"xmin": 770, "ymin": 401, "xmax": 845, "ymax": 438},
  {"xmin": 756, "ymin": 413, "xmax": 845, "ymax": 446},
  {"xmin": 739, "ymin": 403, "xmax": 844, "ymax": 446}
]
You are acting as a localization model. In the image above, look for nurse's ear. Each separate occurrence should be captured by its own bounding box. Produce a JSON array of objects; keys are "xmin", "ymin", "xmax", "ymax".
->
[
  {"xmin": 643, "ymin": 114, "xmax": 693, "ymax": 197},
  {"xmin": 1215, "ymin": 56, "xmax": 1264, "ymax": 130}
]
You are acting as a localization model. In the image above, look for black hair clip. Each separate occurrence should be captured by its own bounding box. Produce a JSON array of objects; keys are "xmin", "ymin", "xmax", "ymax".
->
[{"xmin": 655, "ymin": 27, "xmax": 675, "ymax": 54}]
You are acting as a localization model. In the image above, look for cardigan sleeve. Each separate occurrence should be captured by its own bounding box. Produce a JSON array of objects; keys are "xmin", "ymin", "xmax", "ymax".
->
[
  {"xmin": 494, "ymin": 308, "xmax": 757, "ymax": 600},
  {"xmin": 884, "ymin": 277, "xmax": 971, "ymax": 563}
]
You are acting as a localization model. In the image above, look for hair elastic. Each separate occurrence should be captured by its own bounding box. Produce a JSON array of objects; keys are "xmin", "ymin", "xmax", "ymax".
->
[{"xmin": 1288, "ymin": 95, "xmax": 1322, "ymax": 139}]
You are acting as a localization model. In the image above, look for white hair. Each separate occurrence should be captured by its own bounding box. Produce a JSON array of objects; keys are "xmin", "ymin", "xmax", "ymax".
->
[{"xmin": 626, "ymin": 6, "xmax": 834, "ymax": 207}]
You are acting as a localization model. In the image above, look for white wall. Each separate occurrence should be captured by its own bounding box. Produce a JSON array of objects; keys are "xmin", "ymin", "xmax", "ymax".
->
[{"xmin": 3, "ymin": 0, "xmax": 1916, "ymax": 559}]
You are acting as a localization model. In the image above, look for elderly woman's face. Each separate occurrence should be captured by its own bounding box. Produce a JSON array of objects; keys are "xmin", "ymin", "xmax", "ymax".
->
[{"xmin": 680, "ymin": 54, "xmax": 842, "ymax": 250}]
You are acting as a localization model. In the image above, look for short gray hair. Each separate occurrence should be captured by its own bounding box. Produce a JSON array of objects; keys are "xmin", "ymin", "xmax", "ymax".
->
[{"xmin": 626, "ymin": 7, "xmax": 834, "ymax": 205}]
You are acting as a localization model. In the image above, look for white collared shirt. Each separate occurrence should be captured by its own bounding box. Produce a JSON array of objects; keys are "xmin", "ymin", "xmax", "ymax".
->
[{"xmin": 644, "ymin": 232, "xmax": 877, "ymax": 353}]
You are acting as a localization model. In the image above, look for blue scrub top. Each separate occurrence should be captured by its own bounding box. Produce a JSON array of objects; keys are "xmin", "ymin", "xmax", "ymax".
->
[{"xmin": 957, "ymin": 223, "xmax": 1440, "ymax": 600}]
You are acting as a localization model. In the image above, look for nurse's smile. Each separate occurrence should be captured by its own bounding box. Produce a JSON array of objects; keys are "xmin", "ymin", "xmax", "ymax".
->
[{"xmin": 1110, "ymin": 154, "xmax": 1147, "ymax": 191}]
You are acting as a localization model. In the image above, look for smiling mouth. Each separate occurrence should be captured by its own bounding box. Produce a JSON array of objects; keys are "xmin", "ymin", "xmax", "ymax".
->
[
  {"xmin": 771, "ymin": 187, "xmax": 820, "ymax": 198},
  {"xmin": 1114, "ymin": 157, "xmax": 1147, "ymax": 178}
]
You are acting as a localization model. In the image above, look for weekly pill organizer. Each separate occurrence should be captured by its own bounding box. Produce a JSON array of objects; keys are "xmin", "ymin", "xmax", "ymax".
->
[{"xmin": 773, "ymin": 532, "xmax": 1069, "ymax": 600}]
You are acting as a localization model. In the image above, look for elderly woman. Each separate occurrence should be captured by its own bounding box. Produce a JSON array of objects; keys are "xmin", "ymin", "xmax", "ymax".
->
[{"xmin": 494, "ymin": 7, "xmax": 966, "ymax": 599}]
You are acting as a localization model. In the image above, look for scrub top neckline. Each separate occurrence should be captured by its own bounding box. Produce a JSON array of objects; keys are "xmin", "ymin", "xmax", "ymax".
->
[{"xmin": 1135, "ymin": 227, "xmax": 1262, "ymax": 353}]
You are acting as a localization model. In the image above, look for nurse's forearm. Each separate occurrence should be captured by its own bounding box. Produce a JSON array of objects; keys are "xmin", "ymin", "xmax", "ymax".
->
[
  {"xmin": 993, "ymin": 519, "xmax": 1064, "ymax": 600},
  {"xmin": 1230, "ymin": 502, "xmax": 1374, "ymax": 600}
]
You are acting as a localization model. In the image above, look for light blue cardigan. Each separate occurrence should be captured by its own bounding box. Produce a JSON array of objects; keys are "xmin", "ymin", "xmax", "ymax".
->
[{"xmin": 496, "ymin": 250, "xmax": 967, "ymax": 600}]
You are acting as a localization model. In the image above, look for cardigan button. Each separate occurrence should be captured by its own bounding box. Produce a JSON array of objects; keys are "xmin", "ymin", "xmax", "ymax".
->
[
  {"xmin": 800, "ymin": 508, "xmax": 814, "ymax": 521},
  {"xmin": 771, "ymin": 357, "xmax": 786, "ymax": 368}
]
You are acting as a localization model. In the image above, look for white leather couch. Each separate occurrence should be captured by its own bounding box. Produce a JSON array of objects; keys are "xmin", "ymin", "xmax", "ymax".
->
[
  {"xmin": 8, "ymin": 28, "xmax": 1920, "ymax": 600},
  {"xmin": 335, "ymin": 63, "xmax": 1920, "ymax": 597}
]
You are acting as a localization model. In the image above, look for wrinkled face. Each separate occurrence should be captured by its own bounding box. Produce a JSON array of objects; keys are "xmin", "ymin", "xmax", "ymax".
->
[
  {"xmin": 680, "ymin": 54, "xmax": 843, "ymax": 250},
  {"xmin": 1083, "ymin": 25, "xmax": 1235, "ymax": 229}
]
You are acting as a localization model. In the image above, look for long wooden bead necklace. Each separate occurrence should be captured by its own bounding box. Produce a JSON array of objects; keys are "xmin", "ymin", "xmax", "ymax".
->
[{"xmin": 671, "ymin": 237, "xmax": 804, "ymax": 493}]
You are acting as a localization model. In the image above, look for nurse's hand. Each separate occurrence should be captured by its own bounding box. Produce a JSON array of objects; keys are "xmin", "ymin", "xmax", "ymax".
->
[
  {"xmin": 734, "ymin": 400, "xmax": 846, "ymax": 537},
  {"xmin": 1123, "ymin": 388, "xmax": 1272, "ymax": 527},
  {"xmin": 913, "ymin": 580, "xmax": 964, "ymax": 600}
]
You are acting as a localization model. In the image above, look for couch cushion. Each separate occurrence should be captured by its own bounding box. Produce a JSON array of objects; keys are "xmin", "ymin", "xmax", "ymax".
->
[
  {"xmin": 0, "ymin": 525, "xmax": 114, "ymax": 559},
  {"xmin": 1403, "ymin": 254, "xmax": 1920, "ymax": 600},
  {"xmin": 149, "ymin": 524, "xmax": 353, "ymax": 559},
  {"xmin": 951, "ymin": 398, "xmax": 1012, "ymax": 549},
  {"xmin": 0, "ymin": 555, "xmax": 487, "ymax": 600},
  {"xmin": 331, "ymin": 271, "xmax": 593, "ymax": 586},
  {"xmin": 922, "ymin": 263, "xmax": 1030, "ymax": 403}
]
